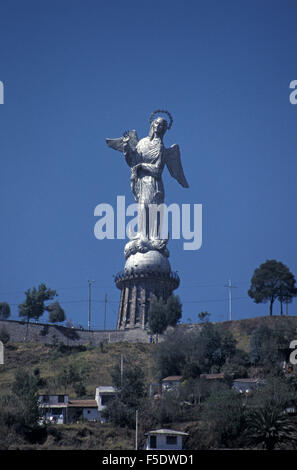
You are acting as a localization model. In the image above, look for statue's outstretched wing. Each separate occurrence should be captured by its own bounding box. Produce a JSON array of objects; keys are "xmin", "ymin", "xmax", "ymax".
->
[
  {"xmin": 106, "ymin": 136, "xmax": 124, "ymax": 152},
  {"xmin": 106, "ymin": 130, "xmax": 139, "ymax": 153},
  {"xmin": 164, "ymin": 144, "xmax": 189, "ymax": 188},
  {"xmin": 126, "ymin": 130, "xmax": 139, "ymax": 151}
]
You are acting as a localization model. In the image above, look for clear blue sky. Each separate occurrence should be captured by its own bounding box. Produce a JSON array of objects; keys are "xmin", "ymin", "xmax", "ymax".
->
[{"xmin": 1, "ymin": 0, "xmax": 296, "ymax": 329}]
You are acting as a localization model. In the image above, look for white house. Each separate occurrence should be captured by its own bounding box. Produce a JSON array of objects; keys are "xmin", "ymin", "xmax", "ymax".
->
[
  {"xmin": 232, "ymin": 378, "xmax": 265, "ymax": 394},
  {"xmin": 161, "ymin": 376, "xmax": 183, "ymax": 392},
  {"xmin": 95, "ymin": 386, "xmax": 117, "ymax": 422},
  {"xmin": 39, "ymin": 394, "xmax": 99, "ymax": 424},
  {"xmin": 145, "ymin": 429, "xmax": 189, "ymax": 450},
  {"xmin": 39, "ymin": 394, "xmax": 69, "ymax": 424},
  {"xmin": 67, "ymin": 399, "xmax": 99, "ymax": 422}
]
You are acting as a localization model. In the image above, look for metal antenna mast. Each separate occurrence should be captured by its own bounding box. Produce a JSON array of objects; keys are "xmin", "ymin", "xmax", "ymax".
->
[
  {"xmin": 120, "ymin": 353, "xmax": 124, "ymax": 387},
  {"xmin": 104, "ymin": 293, "xmax": 107, "ymax": 330},
  {"xmin": 135, "ymin": 409, "xmax": 138, "ymax": 450},
  {"xmin": 88, "ymin": 280, "xmax": 95, "ymax": 331},
  {"xmin": 224, "ymin": 279, "xmax": 237, "ymax": 321}
]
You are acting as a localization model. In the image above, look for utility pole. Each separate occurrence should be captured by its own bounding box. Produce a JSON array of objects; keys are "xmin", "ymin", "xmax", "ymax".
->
[
  {"xmin": 120, "ymin": 353, "xmax": 124, "ymax": 387},
  {"xmin": 224, "ymin": 279, "xmax": 237, "ymax": 321},
  {"xmin": 88, "ymin": 280, "xmax": 95, "ymax": 331},
  {"xmin": 104, "ymin": 293, "xmax": 107, "ymax": 330},
  {"xmin": 135, "ymin": 409, "xmax": 138, "ymax": 450}
]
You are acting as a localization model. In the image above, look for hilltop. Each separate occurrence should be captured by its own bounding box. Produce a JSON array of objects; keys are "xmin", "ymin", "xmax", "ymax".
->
[
  {"xmin": 1, "ymin": 315, "xmax": 297, "ymax": 397},
  {"xmin": 210, "ymin": 315, "xmax": 297, "ymax": 352}
]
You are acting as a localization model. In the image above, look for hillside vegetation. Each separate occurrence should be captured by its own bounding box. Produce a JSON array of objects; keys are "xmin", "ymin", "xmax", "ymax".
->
[
  {"xmin": 1, "ymin": 315, "xmax": 297, "ymax": 450},
  {"xmin": 1, "ymin": 316, "xmax": 297, "ymax": 397},
  {"xmin": 0, "ymin": 341, "xmax": 154, "ymax": 398}
]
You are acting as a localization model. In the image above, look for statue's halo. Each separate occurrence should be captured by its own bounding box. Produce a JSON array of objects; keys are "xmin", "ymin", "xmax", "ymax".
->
[{"xmin": 149, "ymin": 109, "xmax": 173, "ymax": 130}]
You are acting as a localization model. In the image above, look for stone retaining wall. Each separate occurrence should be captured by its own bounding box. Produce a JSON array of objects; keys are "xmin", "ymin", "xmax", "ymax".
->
[{"xmin": 0, "ymin": 319, "xmax": 151, "ymax": 345}]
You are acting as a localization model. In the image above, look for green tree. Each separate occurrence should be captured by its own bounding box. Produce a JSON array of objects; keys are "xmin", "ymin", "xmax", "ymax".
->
[
  {"xmin": 73, "ymin": 382, "xmax": 87, "ymax": 398},
  {"xmin": 111, "ymin": 360, "xmax": 145, "ymax": 409},
  {"xmin": 148, "ymin": 295, "xmax": 182, "ymax": 340},
  {"xmin": 153, "ymin": 328, "xmax": 198, "ymax": 379},
  {"xmin": 148, "ymin": 296, "xmax": 168, "ymax": 339},
  {"xmin": 151, "ymin": 390, "xmax": 185, "ymax": 425},
  {"xmin": 57, "ymin": 364, "xmax": 84, "ymax": 393},
  {"xmin": 248, "ymin": 260, "xmax": 297, "ymax": 316},
  {"xmin": 198, "ymin": 311, "xmax": 210, "ymax": 323},
  {"xmin": 0, "ymin": 396, "xmax": 21, "ymax": 449},
  {"xmin": 201, "ymin": 389, "xmax": 246, "ymax": 448},
  {"xmin": 250, "ymin": 325, "xmax": 277, "ymax": 366},
  {"xmin": 103, "ymin": 359, "xmax": 145, "ymax": 428},
  {"xmin": 244, "ymin": 375, "xmax": 297, "ymax": 450},
  {"xmin": 47, "ymin": 301, "xmax": 66, "ymax": 323},
  {"xmin": 153, "ymin": 323, "xmax": 237, "ymax": 381},
  {"xmin": 250, "ymin": 375, "xmax": 295, "ymax": 411},
  {"xmin": 11, "ymin": 369, "xmax": 40, "ymax": 430},
  {"xmin": 245, "ymin": 406, "xmax": 297, "ymax": 450},
  {"xmin": 102, "ymin": 397, "xmax": 135, "ymax": 428},
  {"xmin": 166, "ymin": 294, "xmax": 182, "ymax": 327},
  {"xmin": 199, "ymin": 322, "xmax": 236, "ymax": 370},
  {"xmin": 0, "ymin": 370, "xmax": 43, "ymax": 448},
  {"xmin": 0, "ymin": 302, "xmax": 11, "ymax": 320},
  {"xmin": 249, "ymin": 325, "xmax": 291, "ymax": 369},
  {"xmin": 218, "ymin": 327, "xmax": 237, "ymax": 361},
  {"xmin": 18, "ymin": 283, "xmax": 57, "ymax": 323}
]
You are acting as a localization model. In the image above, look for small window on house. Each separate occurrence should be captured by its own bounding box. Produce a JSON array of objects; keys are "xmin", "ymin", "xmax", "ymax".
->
[
  {"xmin": 58, "ymin": 395, "xmax": 65, "ymax": 403},
  {"xmin": 102, "ymin": 394, "xmax": 115, "ymax": 406},
  {"xmin": 87, "ymin": 410, "xmax": 91, "ymax": 414},
  {"xmin": 166, "ymin": 436, "xmax": 177, "ymax": 445},
  {"xmin": 43, "ymin": 395, "xmax": 49, "ymax": 403},
  {"xmin": 150, "ymin": 435, "xmax": 157, "ymax": 449}
]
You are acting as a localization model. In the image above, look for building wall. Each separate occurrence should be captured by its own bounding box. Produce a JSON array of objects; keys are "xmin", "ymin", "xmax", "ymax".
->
[
  {"xmin": 162, "ymin": 381, "xmax": 180, "ymax": 391},
  {"xmin": 39, "ymin": 395, "xmax": 69, "ymax": 405},
  {"xmin": 232, "ymin": 381, "xmax": 259, "ymax": 393},
  {"xmin": 96, "ymin": 392, "xmax": 116, "ymax": 411},
  {"xmin": 146, "ymin": 434, "xmax": 183, "ymax": 450},
  {"xmin": 43, "ymin": 410, "xmax": 65, "ymax": 424},
  {"xmin": 82, "ymin": 408, "xmax": 99, "ymax": 421},
  {"xmin": 0, "ymin": 319, "xmax": 202, "ymax": 347}
]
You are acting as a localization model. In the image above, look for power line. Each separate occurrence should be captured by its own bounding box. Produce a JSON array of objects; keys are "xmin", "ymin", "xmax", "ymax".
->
[
  {"xmin": 0, "ymin": 280, "xmax": 251, "ymax": 297},
  {"xmin": 5, "ymin": 295, "xmax": 251, "ymax": 308}
]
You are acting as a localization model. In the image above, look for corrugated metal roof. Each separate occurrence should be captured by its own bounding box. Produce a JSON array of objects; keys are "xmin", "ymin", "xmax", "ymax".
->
[
  {"xmin": 162, "ymin": 376, "xmax": 183, "ymax": 382},
  {"xmin": 233, "ymin": 378, "xmax": 262, "ymax": 383},
  {"xmin": 200, "ymin": 373, "xmax": 224, "ymax": 380},
  {"xmin": 68, "ymin": 400, "xmax": 98, "ymax": 408},
  {"xmin": 146, "ymin": 429, "xmax": 189, "ymax": 436},
  {"xmin": 39, "ymin": 403, "xmax": 68, "ymax": 408},
  {"xmin": 96, "ymin": 386, "xmax": 117, "ymax": 393}
]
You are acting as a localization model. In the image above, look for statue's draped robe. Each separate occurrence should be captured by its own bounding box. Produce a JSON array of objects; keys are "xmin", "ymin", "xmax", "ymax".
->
[{"xmin": 126, "ymin": 136, "xmax": 165, "ymax": 239}]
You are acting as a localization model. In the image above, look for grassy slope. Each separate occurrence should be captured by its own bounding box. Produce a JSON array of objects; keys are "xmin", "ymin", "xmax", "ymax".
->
[
  {"xmin": 2, "ymin": 315, "xmax": 297, "ymax": 449},
  {"xmin": 0, "ymin": 341, "xmax": 152, "ymax": 450},
  {"xmin": 2, "ymin": 315, "xmax": 297, "ymax": 396},
  {"xmin": 0, "ymin": 342, "xmax": 154, "ymax": 397},
  {"xmin": 13, "ymin": 423, "xmax": 136, "ymax": 450},
  {"xmin": 217, "ymin": 315, "xmax": 297, "ymax": 352}
]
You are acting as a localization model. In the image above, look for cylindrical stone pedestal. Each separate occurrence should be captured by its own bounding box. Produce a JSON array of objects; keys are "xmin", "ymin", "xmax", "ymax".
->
[{"xmin": 114, "ymin": 251, "xmax": 179, "ymax": 330}]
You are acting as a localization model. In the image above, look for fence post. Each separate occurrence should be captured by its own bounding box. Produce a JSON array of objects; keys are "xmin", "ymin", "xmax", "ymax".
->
[{"xmin": 0, "ymin": 341, "xmax": 4, "ymax": 364}]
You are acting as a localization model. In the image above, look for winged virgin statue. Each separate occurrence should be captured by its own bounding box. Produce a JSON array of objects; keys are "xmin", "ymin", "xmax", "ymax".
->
[{"xmin": 106, "ymin": 110, "xmax": 189, "ymax": 258}]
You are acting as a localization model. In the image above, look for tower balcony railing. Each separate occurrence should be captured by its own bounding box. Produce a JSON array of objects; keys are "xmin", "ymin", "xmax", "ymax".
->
[{"xmin": 114, "ymin": 269, "xmax": 180, "ymax": 285}]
